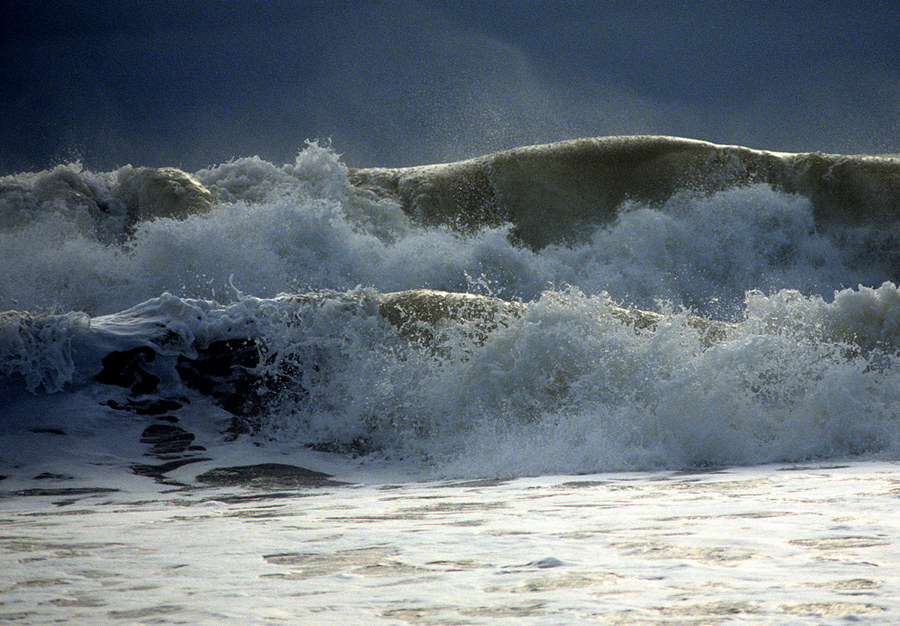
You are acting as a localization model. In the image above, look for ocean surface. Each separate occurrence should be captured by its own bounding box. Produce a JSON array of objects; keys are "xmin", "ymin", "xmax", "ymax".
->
[{"xmin": 3, "ymin": 136, "xmax": 900, "ymax": 622}]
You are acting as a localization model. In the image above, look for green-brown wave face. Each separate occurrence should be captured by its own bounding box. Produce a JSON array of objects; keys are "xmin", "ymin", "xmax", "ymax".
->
[{"xmin": 351, "ymin": 136, "xmax": 900, "ymax": 249}]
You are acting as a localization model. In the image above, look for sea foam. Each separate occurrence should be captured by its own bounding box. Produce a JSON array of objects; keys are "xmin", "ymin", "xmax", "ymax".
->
[{"xmin": 3, "ymin": 137, "xmax": 900, "ymax": 476}]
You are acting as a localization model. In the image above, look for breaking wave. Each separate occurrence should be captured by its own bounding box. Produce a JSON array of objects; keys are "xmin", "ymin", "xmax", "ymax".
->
[{"xmin": 3, "ymin": 137, "xmax": 900, "ymax": 476}]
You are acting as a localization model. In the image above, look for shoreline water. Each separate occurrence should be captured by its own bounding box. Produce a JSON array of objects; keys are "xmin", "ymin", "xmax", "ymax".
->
[{"xmin": 2, "ymin": 459, "xmax": 899, "ymax": 623}]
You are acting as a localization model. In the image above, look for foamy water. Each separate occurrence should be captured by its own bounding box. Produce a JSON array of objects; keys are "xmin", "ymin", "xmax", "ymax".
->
[{"xmin": 3, "ymin": 459, "xmax": 900, "ymax": 623}]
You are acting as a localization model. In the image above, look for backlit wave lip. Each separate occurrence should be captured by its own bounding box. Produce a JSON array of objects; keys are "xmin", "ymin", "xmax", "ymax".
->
[{"xmin": 5, "ymin": 136, "xmax": 899, "ymax": 249}]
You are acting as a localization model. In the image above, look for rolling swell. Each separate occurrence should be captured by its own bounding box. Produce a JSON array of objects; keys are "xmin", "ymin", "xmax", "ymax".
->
[
  {"xmin": 350, "ymin": 136, "xmax": 900, "ymax": 248},
  {"xmin": 5, "ymin": 135, "xmax": 898, "ymax": 252}
]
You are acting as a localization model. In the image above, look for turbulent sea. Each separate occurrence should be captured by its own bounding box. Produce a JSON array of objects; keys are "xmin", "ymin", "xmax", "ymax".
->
[{"xmin": 3, "ymin": 136, "xmax": 900, "ymax": 622}]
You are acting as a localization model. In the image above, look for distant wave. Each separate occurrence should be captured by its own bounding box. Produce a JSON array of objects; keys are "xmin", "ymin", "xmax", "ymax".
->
[
  {"xmin": 350, "ymin": 136, "xmax": 900, "ymax": 248},
  {"xmin": 5, "ymin": 136, "xmax": 899, "ymax": 251},
  {"xmin": 0, "ymin": 164, "xmax": 211, "ymax": 237}
]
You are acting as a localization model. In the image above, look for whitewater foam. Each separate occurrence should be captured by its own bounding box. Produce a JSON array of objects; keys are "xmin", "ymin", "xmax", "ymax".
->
[
  {"xmin": 3, "ymin": 137, "xmax": 900, "ymax": 477},
  {"xmin": 4, "ymin": 282, "xmax": 900, "ymax": 476}
]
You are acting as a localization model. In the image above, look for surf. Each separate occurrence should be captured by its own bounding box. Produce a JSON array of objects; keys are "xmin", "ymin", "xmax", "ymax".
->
[{"xmin": 3, "ymin": 136, "xmax": 900, "ymax": 477}]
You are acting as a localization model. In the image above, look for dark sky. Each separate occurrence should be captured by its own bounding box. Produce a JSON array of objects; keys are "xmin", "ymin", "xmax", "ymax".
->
[{"xmin": 1, "ymin": 0, "xmax": 898, "ymax": 173}]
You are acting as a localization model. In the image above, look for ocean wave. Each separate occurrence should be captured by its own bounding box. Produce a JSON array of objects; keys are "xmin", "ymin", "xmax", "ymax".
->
[
  {"xmin": 351, "ymin": 135, "xmax": 900, "ymax": 248},
  {"xmin": 3, "ymin": 136, "xmax": 900, "ymax": 475},
  {"xmin": 2, "ymin": 138, "xmax": 898, "ymax": 318},
  {"xmin": 3, "ymin": 285, "xmax": 900, "ymax": 474}
]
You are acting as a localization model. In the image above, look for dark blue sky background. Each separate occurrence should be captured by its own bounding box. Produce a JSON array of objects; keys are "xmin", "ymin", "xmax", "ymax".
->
[{"xmin": 1, "ymin": 0, "xmax": 898, "ymax": 173}]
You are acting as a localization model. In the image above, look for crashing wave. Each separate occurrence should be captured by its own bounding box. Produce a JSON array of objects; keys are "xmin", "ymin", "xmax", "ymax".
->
[
  {"xmin": 5, "ymin": 284, "xmax": 899, "ymax": 399},
  {"xmin": 4, "ymin": 137, "xmax": 900, "ymax": 470},
  {"xmin": 6, "ymin": 136, "xmax": 898, "ymax": 251},
  {"xmin": 4, "ymin": 284, "xmax": 900, "ymax": 469},
  {"xmin": 0, "ymin": 163, "xmax": 212, "ymax": 239}
]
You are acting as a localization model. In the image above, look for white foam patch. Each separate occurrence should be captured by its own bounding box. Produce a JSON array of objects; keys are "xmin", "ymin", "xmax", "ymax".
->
[
  {"xmin": 542, "ymin": 185, "xmax": 899, "ymax": 317},
  {"xmin": 231, "ymin": 287, "xmax": 900, "ymax": 477}
]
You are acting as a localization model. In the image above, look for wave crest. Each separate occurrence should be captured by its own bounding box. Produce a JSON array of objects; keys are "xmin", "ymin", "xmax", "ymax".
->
[{"xmin": 351, "ymin": 136, "xmax": 900, "ymax": 248}]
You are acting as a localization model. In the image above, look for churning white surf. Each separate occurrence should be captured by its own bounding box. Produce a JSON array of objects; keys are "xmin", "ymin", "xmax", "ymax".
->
[
  {"xmin": 4, "ymin": 285, "xmax": 900, "ymax": 477},
  {"xmin": 2, "ymin": 138, "xmax": 900, "ymax": 477}
]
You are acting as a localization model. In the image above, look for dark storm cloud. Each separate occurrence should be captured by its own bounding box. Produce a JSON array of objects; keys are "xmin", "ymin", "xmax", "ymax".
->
[{"xmin": 1, "ymin": 0, "xmax": 897, "ymax": 174}]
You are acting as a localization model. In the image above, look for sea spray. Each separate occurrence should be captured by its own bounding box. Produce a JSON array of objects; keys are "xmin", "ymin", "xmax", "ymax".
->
[{"xmin": 242, "ymin": 287, "xmax": 900, "ymax": 476}]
